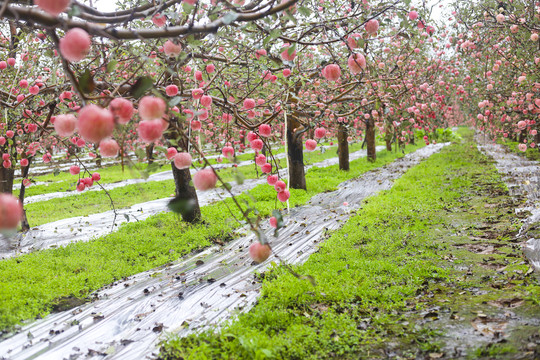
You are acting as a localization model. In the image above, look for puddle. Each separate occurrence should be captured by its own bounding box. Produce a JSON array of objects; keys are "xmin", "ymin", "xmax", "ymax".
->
[{"xmin": 0, "ymin": 144, "xmax": 447, "ymax": 360}]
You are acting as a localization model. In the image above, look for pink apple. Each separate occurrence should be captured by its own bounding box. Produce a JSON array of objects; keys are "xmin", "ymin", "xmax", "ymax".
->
[
  {"xmin": 54, "ymin": 114, "xmax": 77, "ymax": 137},
  {"xmin": 249, "ymin": 242, "xmax": 271, "ymax": 263},
  {"xmin": 35, "ymin": 0, "xmax": 70, "ymax": 16},
  {"xmin": 138, "ymin": 119, "xmax": 164, "ymax": 142},
  {"xmin": 59, "ymin": 28, "xmax": 91, "ymax": 62},
  {"xmin": 109, "ymin": 98, "xmax": 134, "ymax": 124},
  {"xmin": 173, "ymin": 152, "xmax": 192, "ymax": 170},
  {"xmin": 193, "ymin": 168, "xmax": 217, "ymax": 190},
  {"xmin": 305, "ymin": 139, "xmax": 317, "ymax": 151},
  {"xmin": 99, "ymin": 138, "xmax": 120, "ymax": 157},
  {"xmin": 0, "ymin": 194, "xmax": 23, "ymax": 231},
  {"xmin": 77, "ymin": 105, "xmax": 115, "ymax": 143},
  {"xmin": 138, "ymin": 96, "xmax": 166, "ymax": 120}
]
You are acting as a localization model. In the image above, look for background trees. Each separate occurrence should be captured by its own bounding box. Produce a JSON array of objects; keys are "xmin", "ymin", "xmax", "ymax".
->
[{"xmin": 0, "ymin": 0, "xmax": 467, "ymax": 254}]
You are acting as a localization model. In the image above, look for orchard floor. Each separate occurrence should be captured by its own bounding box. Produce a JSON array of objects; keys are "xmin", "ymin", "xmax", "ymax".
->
[
  {"xmin": 0, "ymin": 142, "xmax": 444, "ymax": 359},
  {"xmin": 1, "ymin": 130, "xmax": 539, "ymax": 360},
  {"xmin": 159, "ymin": 130, "xmax": 540, "ymax": 360}
]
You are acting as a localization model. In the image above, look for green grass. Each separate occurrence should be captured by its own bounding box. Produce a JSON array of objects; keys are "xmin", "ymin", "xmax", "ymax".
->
[
  {"xmin": 24, "ymin": 141, "xmax": 368, "ymax": 226},
  {"xmin": 159, "ymin": 128, "xmax": 540, "ymax": 359},
  {"xmin": 21, "ymin": 142, "xmax": 346, "ymax": 198},
  {"xmin": 0, "ymin": 142, "xmax": 422, "ymax": 332},
  {"xmin": 21, "ymin": 147, "xmax": 274, "ymax": 198},
  {"xmin": 497, "ymin": 138, "xmax": 540, "ymax": 161}
]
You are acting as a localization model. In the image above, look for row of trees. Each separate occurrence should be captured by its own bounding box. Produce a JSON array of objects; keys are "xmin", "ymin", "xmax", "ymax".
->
[
  {"xmin": 450, "ymin": 0, "xmax": 540, "ymax": 148},
  {"xmin": 0, "ymin": 0, "xmax": 469, "ymax": 259}
]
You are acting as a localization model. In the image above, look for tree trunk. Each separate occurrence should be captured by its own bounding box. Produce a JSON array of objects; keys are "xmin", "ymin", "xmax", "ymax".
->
[
  {"xmin": 171, "ymin": 165, "xmax": 201, "ymax": 223},
  {"xmin": 385, "ymin": 124, "xmax": 392, "ymax": 152},
  {"xmin": 519, "ymin": 129, "xmax": 526, "ymax": 144},
  {"xmin": 287, "ymin": 117, "xmax": 306, "ymax": 190},
  {"xmin": 337, "ymin": 124, "xmax": 349, "ymax": 171},
  {"xmin": 0, "ymin": 167, "xmax": 15, "ymax": 194},
  {"xmin": 146, "ymin": 143, "xmax": 154, "ymax": 165},
  {"xmin": 18, "ymin": 157, "xmax": 32, "ymax": 231},
  {"xmin": 94, "ymin": 143, "xmax": 102, "ymax": 168},
  {"xmin": 366, "ymin": 119, "xmax": 376, "ymax": 162},
  {"xmin": 165, "ymin": 117, "xmax": 202, "ymax": 223}
]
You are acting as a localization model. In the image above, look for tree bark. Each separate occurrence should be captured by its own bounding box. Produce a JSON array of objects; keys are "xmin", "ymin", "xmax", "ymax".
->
[
  {"xmin": 165, "ymin": 117, "xmax": 202, "ymax": 223},
  {"xmin": 171, "ymin": 165, "xmax": 201, "ymax": 223},
  {"xmin": 0, "ymin": 167, "xmax": 15, "ymax": 194},
  {"xmin": 366, "ymin": 119, "xmax": 376, "ymax": 162},
  {"xmin": 94, "ymin": 143, "xmax": 102, "ymax": 168},
  {"xmin": 146, "ymin": 143, "xmax": 154, "ymax": 165},
  {"xmin": 385, "ymin": 124, "xmax": 392, "ymax": 152},
  {"xmin": 18, "ymin": 157, "xmax": 32, "ymax": 231},
  {"xmin": 337, "ymin": 124, "xmax": 349, "ymax": 171},
  {"xmin": 518, "ymin": 129, "xmax": 525, "ymax": 143},
  {"xmin": 287, "ymin": 117, "xmax": 306, "ymax": 190}
]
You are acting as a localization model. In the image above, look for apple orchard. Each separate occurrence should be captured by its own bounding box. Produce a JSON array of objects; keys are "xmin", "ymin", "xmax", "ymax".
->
[{"xmin": 0, "ymin": 1, "xmax": 539, "ymax": 274}]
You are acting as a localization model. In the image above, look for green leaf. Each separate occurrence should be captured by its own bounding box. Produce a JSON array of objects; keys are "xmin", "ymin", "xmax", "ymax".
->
[
  {"xmin": 106, "ymin": 60, "xmax": 118, "ymax": 73},
  {"xmin": 78, "ymin": 69, "xmax": 95, "ymax": 94},
  {"xmin": 186, "ymin": 35, "xmax": 202, "ymax": 47},
  {"xmin": 67, "ymin": 4, "xmax": 81, "ymax": 17},
  {"xmin": 140, "ymin": 170, "xmax": 150, "ymax": 180},
  {"xmin": 155, "ymin": 146, "xmax": 168, "ymax": 155},
  {"xmin": 271, "ymin": 210, "xmax": 284, "ymax": 229},
  {"xmin": 287, "ymin": 43, "xmax": 296, "ymax": 56},
  {"xmin": 182, "ymin": 2, "xmax": 195, "ymax": 12},
  {"xmin": 223, "ymin": 11, "xmax": 239, "ymax": 25},
  {"xmin": 130, "ymin": 76, "xmax": 154, "ymax": 99},
  {"xmin": 135, "ymin": 148, "xmax": 146, "ymax": 159},
  {"xmin": 234, "ymin": 172, "xmax": 245, "ymax": 185},
  {"xmin": 169, "ymin": 96, "xmax": 182, "ymax": 107},
  {"xmin": 298, "ymin": 6, "xmax": 311, "ymax": 17},
  {"xmin": 147, "ymin": 162, "xmax": 160, "ymax": 173},
  {"xmin": 167, "ymin": 196, "xmax": 197, "ymax": 216}
]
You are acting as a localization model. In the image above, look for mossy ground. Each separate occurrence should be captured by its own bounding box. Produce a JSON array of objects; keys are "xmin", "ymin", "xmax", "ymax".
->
[
  {"xmin": 497, "ymin": 138, "xmax": 540, "ymax": 162},
  {"xmin": 159, "ymin": 129, "xmax": 540, "ymax": 360},
  {"xmin": 0, "ymin": 142, "xmax": 419, "ymax": 333}
]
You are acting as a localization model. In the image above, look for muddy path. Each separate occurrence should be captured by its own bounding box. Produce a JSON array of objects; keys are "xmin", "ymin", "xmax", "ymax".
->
[
  {"xmin": 0, "ymin": 144, "xmax": 447, "ymax": 360},
  {"xmin": 0, "ymin": 147, "xmax": 384, "ymax": 259},
  {"xmin": 476, "ymin": 135, "xmax": 540, "ymax": 270}
]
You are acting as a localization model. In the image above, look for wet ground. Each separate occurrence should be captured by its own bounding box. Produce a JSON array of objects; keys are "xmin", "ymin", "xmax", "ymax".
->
[
  {"xmin": 0, "ymin": 144, "xmax": 447, "ymax": 360},
  {"xmin": 476, "ymin": 134, "xmax": 540, "ymax": 270}
]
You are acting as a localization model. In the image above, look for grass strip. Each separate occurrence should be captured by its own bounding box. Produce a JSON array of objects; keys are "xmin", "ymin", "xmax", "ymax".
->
[
  {"xmin": 0, "ymin": 143, "xmax": 422, "ymax": 333},
  {"xmin": 159, "ymin": 129, "xmax": 540, "ymax": 359},
  {"xmin": 22, "ymin": 141, "xmax": 342, "ymax": 198},
  {"xmin": 497, "ymin": 138, "xmax": 540, "ymax": 162},
  {"xmin": 22, "ymin": 146, "xmax": 275, "ymax": 197},
  {"xmin": 24, "ymin": 142, "xmax": 367, "ymax": 226}
]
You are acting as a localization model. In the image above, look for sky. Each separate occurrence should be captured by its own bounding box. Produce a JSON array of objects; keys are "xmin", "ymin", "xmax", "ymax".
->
[{"xmin": 90, "ymin": 0, "xmax": 449, "ymax": 21}]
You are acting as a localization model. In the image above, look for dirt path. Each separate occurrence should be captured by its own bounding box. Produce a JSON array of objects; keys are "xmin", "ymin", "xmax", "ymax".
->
[{"xmin": 0, "ymin": 144, "xmax": 447, "ymax": 360}]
